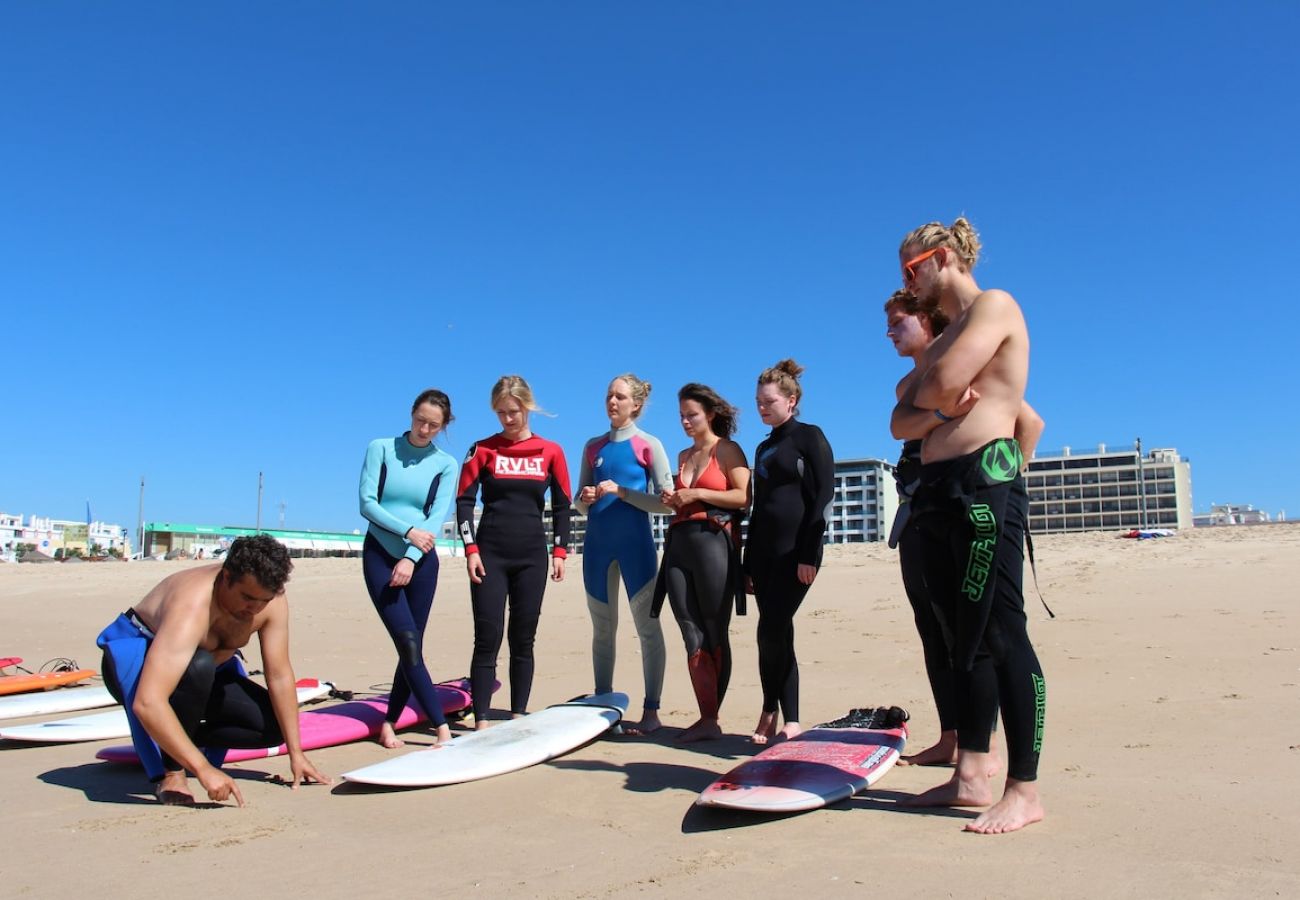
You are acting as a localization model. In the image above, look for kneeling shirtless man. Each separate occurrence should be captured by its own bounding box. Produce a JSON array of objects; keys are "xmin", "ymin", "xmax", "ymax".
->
[{"xmin": 97, "ymin": 534, "xmax": 329, "ymax": 805}]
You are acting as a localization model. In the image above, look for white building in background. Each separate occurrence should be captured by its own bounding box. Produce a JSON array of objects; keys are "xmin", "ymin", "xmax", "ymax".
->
[
  {"xmin": 0, "ymin": 512, "xmax": 132, "ymax": 558},
  {"xmin": 1024, "ymin": 444, "xmax": 1194, "ymax": 533},
  {"xmin": 1193, "ymin": 503, "xmax": 1271, "ymax": 527},
  {"xmin": 443, "ymin": 456, "xmax": 899, "ymax": 553}
]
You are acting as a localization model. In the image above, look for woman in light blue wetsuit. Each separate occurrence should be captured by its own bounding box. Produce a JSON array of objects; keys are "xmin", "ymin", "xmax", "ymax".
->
[
  {"xmin": 575, "ymin": 374, "xmax": 674, "ymax": 734},
  {"xmin": 358, "ymin": 388, "xmax": 459, "ymax": 749}
]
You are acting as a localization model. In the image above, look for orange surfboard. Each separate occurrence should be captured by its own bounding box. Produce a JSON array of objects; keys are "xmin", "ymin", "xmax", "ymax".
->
[{"xmin": 0, "ymin": 669, "xmax": 96, "ymax": 696}]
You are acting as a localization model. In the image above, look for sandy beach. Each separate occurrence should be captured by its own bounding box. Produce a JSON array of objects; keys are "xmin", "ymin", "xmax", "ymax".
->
[{"xmin": 2, "ymin": 525, "xmax": 1297, "ymax": 899}]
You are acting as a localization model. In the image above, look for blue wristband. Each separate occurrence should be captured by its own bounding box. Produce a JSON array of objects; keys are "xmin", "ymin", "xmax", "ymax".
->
[{"xmin": 934, "ymin": 409, "xmax": 954, "ymax": 423}]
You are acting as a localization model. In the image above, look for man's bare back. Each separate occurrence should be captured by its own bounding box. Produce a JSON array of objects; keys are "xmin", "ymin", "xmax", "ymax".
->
[{"xmin": 132, "ymin": 564, "xmax": 277, "ymax": 666}]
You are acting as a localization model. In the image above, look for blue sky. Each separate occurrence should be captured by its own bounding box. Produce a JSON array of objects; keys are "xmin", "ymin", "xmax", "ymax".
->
[{"xmin": 3, "ymin": 2, "xmax": 1297, "ymax": 536}]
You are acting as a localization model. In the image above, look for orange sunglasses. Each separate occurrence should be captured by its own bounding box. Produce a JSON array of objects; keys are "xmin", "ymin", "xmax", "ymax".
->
[{"xmin": 902, "ymin": 247, "xmax": 941, "ymax": 285}]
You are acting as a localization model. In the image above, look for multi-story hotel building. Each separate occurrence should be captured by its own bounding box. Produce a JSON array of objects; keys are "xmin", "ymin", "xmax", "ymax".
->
[{"xmin": 1025, "ymin": 444, "xmax": 1193, "ymax": 533}]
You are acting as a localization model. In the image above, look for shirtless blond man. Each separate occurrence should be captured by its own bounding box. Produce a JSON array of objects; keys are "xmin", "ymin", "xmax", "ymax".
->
[
  {"xmin": 97, "ymin": 535, "xmax": 329, "ymax": 805},
  {"xmin": 889, "ymin": 218, "xmax": 1046, "ymax": 834}
]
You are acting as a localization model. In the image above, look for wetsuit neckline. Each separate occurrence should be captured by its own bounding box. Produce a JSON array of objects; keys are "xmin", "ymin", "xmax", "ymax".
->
[
  {"xmin": 609, "ymin": 423, "xmax": 639, "ymax": 442},
  {"xmin": 402, "ymin": 431, "xmax": 437, "ymax": 452},
  {"xmin": 767, "ymin": 417, "xmax": 798, "ymax": 438}
]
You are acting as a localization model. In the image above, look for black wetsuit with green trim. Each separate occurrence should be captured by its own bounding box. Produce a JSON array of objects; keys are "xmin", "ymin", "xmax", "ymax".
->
[
  {"xmin": 908, "ymin": 437, "xmax": 1045, "ymax": 783},
  {"xmin": 892, "ymin": 438, "xmax": 957, "ymax": 733}
]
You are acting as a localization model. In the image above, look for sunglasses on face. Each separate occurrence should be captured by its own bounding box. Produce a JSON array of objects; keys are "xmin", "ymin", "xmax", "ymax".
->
[{"xmin": 902, "ymin": 247, "xmax": 941, "ymax": 285}]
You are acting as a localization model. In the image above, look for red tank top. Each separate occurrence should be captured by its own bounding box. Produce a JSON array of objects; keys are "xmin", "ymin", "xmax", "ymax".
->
[{"xmin": 672, "ymin": 444, "xmax": 730, "ymax": 525}]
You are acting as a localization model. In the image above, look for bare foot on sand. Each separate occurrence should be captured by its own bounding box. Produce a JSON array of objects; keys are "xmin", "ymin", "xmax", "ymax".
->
[
  {"xmin": 965, "ymin": 779, "xmax": 1044, "ymax": 834},
  {"xmin": 750, "ymin": 711, "xmax": 778, "ymax": 745},
  {"xmin": 899, "ymin": 730, "xmax": 958, "ymax": 766},
  {"xmin": 156, "ymin": 771, "xmax": 196, "ymax": 806},
  {"xmin": 622, "ymin": 710, "xmax": 662, "ymax": 736},
  {"xmin": 677, "ymin": 718, "xmax": 722, "ymax": 743},
  {"xmin": 474, "ymin": 718, "xmax": 491, "ymax": 731},
  {"xmin": 777, "ymin": 721, "xmax": 803, "ymax": 742},
  {"xmin": 430, "ymin": 723, "xmax": 452, "ymax": 748},
  {"xmin": 903, "ymin": 752, "xmax": 997, "ymax": 808},
  {"xmin": 377, "ymin": 721, "xmax": 405, "ymax": 749}
]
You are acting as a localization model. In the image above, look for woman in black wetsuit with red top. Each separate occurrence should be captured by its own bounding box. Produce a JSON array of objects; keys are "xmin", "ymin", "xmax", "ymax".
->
[
  {"xmin": 657, "ymin": 383, "xmax": 750, "ymax": 743},
  {"xmin": 456, "ymin": 375, "xmax": 572, "ymax": 729},
  {"xmin": 744, "ymin": 360, "xmax": 835, "ymax": 744}
]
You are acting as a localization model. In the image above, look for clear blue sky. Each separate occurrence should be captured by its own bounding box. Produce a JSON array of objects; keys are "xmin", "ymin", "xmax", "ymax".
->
[{"xmin": 4, "ymin": 2, "xmax": 1297, "ymax": 536}]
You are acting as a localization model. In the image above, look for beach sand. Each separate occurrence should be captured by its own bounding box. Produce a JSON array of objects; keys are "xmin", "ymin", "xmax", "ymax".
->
[{"xmin": 2, "ymin": 525, "xmax": 1297, "ymax": 899}]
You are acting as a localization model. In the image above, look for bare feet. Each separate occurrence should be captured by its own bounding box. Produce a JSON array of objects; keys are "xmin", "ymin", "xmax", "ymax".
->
[
  {"xmin": 903, "ymin": 751, "xmax": 997, "ymax": 808},
  {"xmin": 431, "ymin": 723, "xmax": 452, "ymax": 748},
  {"xmin": 777, "ymin": 721, "xmax": 803, "ymax": 741},
  {"xmin": 899, "ymin": 730, "xmax": 958, "ymax": 766},
  {"xmin": 677, "ymin": 718, "xmax": 722, "ymax": 743},
  {"xmin": 750, "ymin": 711, "xmax": 778, "ymax": 745},
  {"xmin": 900, "ymin": 733, "xmax": 1002, "ymax": 777},
  {"xmin": 156, "ymin": 771, "xmax": 196, "ymax": 806},
  {"xmin": 622, "ymin": 710, "xmax": 662, "ymax": 736},
  {"xmin": 474, "ymin": 719, "xmax": 491, "ymax": 731},
  {"xmin": 377, "ymin": 721, "xmax": 405, "ymax": 749},
  {"xmin": 965, "ymin": 779, "xmax": 1044, "ymax": 834}
]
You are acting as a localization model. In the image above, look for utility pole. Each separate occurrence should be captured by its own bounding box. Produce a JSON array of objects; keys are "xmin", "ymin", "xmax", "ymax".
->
[
  {"xmin": 1135, "ymin": 437, "xmax": 1148, "ymax": 529},
  {"xmin": 137, "ymin": 477, "xmax": 145, "ymax": 559},
  {"xmin": 256, "ymin": 471, "xmax": 264, "ymax": 532}
]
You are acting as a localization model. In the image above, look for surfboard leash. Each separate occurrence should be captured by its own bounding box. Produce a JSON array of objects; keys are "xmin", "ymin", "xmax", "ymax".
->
[{"xmin": 816, "ymin": 706, "xmax": 910, "ymax": 730}]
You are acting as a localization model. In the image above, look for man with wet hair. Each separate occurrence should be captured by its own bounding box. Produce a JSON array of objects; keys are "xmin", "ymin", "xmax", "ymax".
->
[{"xmin": 97, "ymin": 534, "xmax": 329, "ymax": 805}]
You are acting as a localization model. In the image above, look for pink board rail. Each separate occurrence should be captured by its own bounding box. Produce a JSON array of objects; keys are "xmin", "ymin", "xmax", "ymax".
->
[
  {"xmin": 96, "ymin": 678, "xmax": 480, "ymax": 765},
  {"xmin": 696, "ymin": 707, "xmax": 909, "ymax": 813}
]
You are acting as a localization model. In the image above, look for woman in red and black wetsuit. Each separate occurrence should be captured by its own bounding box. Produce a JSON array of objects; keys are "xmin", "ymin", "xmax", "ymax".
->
[
  {"xmin": 456, "ymin": 375, "xmax": 572, "ymax": 729},
  {"xmin": 656, "ymin": 383, "xmax": 750, "ymax": 742}
]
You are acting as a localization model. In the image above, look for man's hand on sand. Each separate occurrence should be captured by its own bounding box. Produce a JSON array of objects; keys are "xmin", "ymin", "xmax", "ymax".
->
[
  {"xmin": 198, "ymin": 766, "xmax": 246, "ymax": 807},
  {"xmin": 287, "ymin": 753, "xmax": 333, "ymax": 790}
]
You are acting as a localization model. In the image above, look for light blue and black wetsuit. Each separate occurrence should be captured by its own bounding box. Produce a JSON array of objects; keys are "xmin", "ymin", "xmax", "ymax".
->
[
  {"xmin": 359, "ymin": 433, "xmax": 458, "ymax": 729},
  {"xmin": 576, "ymin": 423, "xmax": 674, "ymax": 711}
]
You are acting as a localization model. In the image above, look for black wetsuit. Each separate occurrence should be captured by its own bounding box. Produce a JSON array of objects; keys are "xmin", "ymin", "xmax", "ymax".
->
[
  {"xmin": 909, "ymin": 438, "xmax": 1045, "ymax": 783},
  {"xmin": 456, "ymin": 433, "xmax": 572, "ymax": 719},
  {"xmin": 743, "ymin": 418, "xmax": 834, "ymax": 723},
  {"xmin": 100, "ymin": 631, "xmax": 282, "ymax": 781},
  {"xmin": 893, "ymin": 438, "xmax": 958, "ymax": 733}
]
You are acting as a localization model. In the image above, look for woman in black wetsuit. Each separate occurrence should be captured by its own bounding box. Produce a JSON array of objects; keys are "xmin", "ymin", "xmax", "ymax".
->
[
  {"xmin": 744, "ymin": 359, "xmax": 834, "ymax": 744},
  {"xmin": 456, "ymin": 375, "xmax": 572, "ymax": 729}
]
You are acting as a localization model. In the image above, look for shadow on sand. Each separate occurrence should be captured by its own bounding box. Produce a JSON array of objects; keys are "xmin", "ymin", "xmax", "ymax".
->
[
  {"xmin": 39, "ymin": 761, "xmax": 280, "ymax": 808},
  {"xmin": 681, "ymin": 787, "xmax": 979, "ymax": 833}
]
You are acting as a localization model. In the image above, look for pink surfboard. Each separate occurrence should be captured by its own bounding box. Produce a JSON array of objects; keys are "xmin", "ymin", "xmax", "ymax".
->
[
  {"xmin": 96, "ymin": 678, "xmax": 483, "ymax": 765},
  {"xmin": 0, "ymin": 657, "xmax": 22, "ymax": 670},
  {"xmin": 696, "ymin": 706, "xmax": 909, "ymax": 813}
]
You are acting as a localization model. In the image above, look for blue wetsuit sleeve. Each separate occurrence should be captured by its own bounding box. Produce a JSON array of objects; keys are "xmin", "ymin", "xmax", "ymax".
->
[
  {"xmin": 796, "ymin": 424, "xmax": 836, "ymax": 567},
  {"xmin": 618, "ymin": 431, "xmax": 673, "ymax": 515},
  {"xmin": 359, "ymin": 440, "xmax": 414, "ymax": 539},
  {"xmin": 574, "ymin": 439, "xmax": 595, "ymax": 516},
  {"xmin": 403, "ymin": 453, "xmax": 458, "ymax": 564}
]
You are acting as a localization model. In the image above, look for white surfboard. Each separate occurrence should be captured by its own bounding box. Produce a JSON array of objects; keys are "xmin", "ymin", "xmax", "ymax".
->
[
  {"xmin": 0, "ymin": 679, "xmax": 334, "ymax": 743},
  {"xmin": 341, "ymin": 692, "xmax": 627, "ymax": 788},
  {"xmin": 0, "ymin": 685, "xmax": 116, "ymax": 721}
]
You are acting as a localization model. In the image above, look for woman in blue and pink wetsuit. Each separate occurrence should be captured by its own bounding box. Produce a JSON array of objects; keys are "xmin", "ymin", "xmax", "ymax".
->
[
  {"xmin": 654, "ymin": 383, "xmax": 750, "ymax": 742},
  {"xmin": 457, "ymin": 375, "xmax": 572, "ymax": 729},
  {"xmin": 575, "ymin": 374, "xmax": 674, "ymax": 735},
  {"xmin": 358, "ymin": 388, "xmax": 459, "ymax": 749}
]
